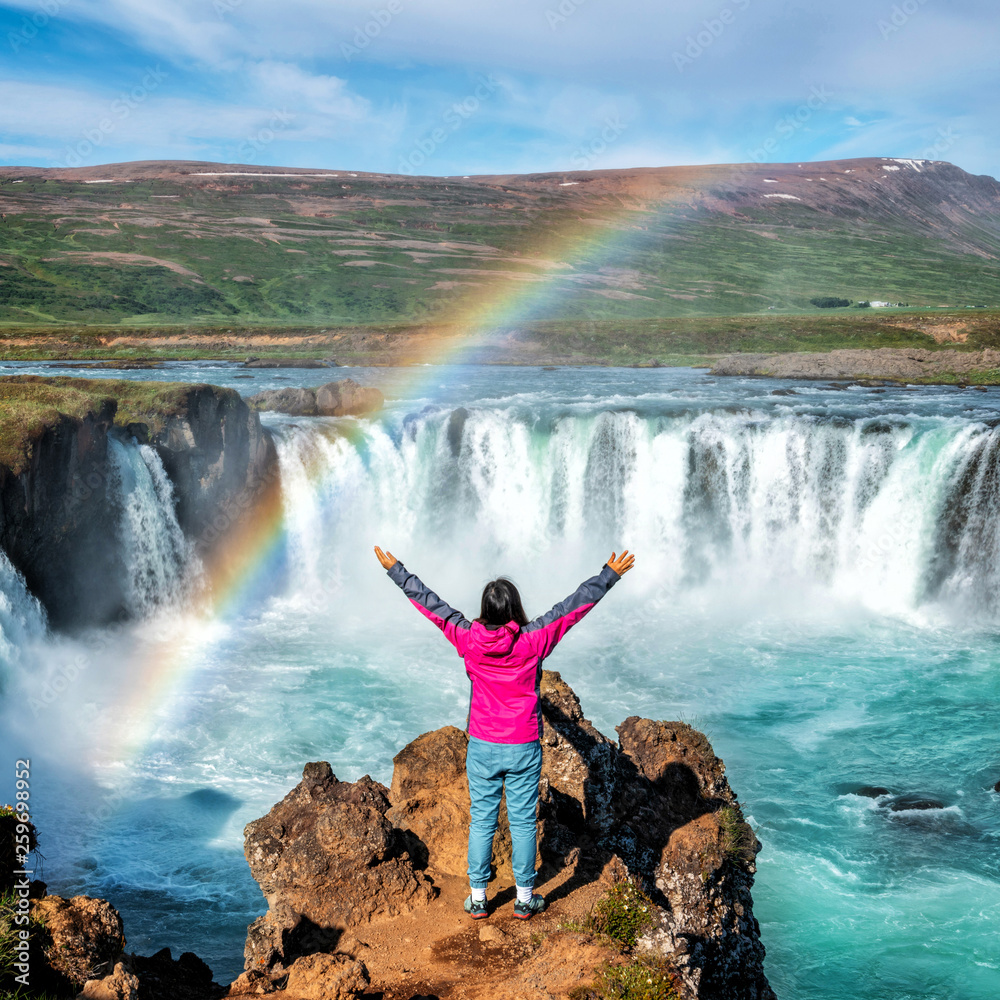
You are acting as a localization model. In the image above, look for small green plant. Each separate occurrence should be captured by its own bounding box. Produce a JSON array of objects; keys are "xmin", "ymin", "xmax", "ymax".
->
[
  {"xmin": 719, "ymin": 805, "xmax": 756, "ymax": 867},
  {"xmin": 570, "ymin": 956, "xmax": 681, "ymax": 1000},
  {"xmin": 587, "ymin": 880, "xmax": 654, "ymax": 950}
]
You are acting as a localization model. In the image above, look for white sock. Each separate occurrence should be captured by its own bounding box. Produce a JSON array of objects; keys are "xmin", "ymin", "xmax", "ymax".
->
[
  {"xmin": 470, "ymin": 887, "xmax": 487, "ymax": 903},
  {"xmin": 516, "ymin": 885, "xmax": 533, "ymax": 904}
]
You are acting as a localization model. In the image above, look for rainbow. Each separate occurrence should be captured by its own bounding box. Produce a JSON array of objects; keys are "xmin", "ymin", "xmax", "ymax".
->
[{"xmin": 102, "ymin": 186, "xmax": 686, "ymax": 765}]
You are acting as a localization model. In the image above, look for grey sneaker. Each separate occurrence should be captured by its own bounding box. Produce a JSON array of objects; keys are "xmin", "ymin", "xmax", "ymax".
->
[
  {"xmin": 464, "ymin": 895, "xmax": 489, "ymax": 919},
  {"xmin": 513, "ymin": 894, "xmax": 546, "ymax": 920}
]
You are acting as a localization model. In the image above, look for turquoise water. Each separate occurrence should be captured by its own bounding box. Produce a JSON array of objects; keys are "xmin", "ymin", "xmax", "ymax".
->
[{"xmin": 2, "ymin": 365, "xmax": 1000, "ymax": 996}]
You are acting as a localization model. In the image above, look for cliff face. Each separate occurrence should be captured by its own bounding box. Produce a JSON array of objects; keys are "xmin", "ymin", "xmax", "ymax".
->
[
  {"xmin": 242, "ymin": 672, "xmax": 774, "ymax": 1000},
  {"xmin": 0, "ymin": 378, "xmax": 277, "ymax": 628}
]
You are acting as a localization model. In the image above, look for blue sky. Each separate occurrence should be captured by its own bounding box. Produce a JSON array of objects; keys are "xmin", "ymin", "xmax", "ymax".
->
[{"xmin": 0, "ymin": 0, "xmax": 996, "ymax": 178}]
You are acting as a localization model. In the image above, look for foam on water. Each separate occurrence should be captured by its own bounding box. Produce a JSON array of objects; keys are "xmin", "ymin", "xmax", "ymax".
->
[{"xmin": 2, "ymin": 370, "xmax": 999, "ymax": 994}]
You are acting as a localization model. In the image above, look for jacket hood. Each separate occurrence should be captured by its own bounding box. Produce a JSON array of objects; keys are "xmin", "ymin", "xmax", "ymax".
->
[{"xmin": 468, "ymin": 619, "xmax": 520, "ymax": 657}]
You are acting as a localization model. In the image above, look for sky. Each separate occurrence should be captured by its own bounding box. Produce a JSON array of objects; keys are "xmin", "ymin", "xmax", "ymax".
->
[{"xmin": 0, "ymin": 0, "xmax": 997, "ymax": 179}]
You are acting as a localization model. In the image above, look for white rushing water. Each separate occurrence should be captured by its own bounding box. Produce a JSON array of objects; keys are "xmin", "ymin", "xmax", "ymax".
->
[
  {"xmin": 107, "ymin": 437, "xmax": 200, "ymax": 616},
  {"xmin": 2, "ymin": 368, "xmax": 998, "ymax": 997}
]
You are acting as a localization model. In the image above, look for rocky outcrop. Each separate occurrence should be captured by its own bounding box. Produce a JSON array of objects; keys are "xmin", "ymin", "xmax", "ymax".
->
[
  {"xmin": 246, "ymin": 379, "xmax": 383, "ymax": 418},
  {"xmin": 242, "ymin": 762, "xmax": 433, "ymax": 982},
  {"xmin": 28, "ymin": 894, "xmax": 126, "ymax": 994},
  {"xmin": 242, "ymin": 672, "xmax": 773, "ymax": 1000},
  {"xmin": 17, "ymin": 889, "xmax": 223, "ymax": 1000},
  {"xmin": 0, "ymin": 378, "xmax": 277, "ymax": 627},
  {"xmin": 711, "ymin": 347, "xmax": 1000, "ymax": 384}
]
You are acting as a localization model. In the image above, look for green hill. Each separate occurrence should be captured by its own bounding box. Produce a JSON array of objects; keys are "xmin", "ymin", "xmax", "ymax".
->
[{"xmin": 1, "ymin": 157, "xmax": 998, "ymax": 331}]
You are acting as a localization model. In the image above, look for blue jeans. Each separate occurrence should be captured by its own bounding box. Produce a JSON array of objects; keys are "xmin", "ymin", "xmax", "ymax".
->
[{"xmin": 466, "ymin": 736, "xmax": 543, "ymax": 889}]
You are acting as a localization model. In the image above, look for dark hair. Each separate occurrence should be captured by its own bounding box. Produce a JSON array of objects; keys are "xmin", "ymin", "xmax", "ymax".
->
[{"xmin": 477, "ymin": 578, "xmax": 529, "ymax": 628}]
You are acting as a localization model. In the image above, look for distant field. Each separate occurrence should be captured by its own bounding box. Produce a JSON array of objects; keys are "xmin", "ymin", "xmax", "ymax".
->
[{"xmin": 2, "ymin": 310, "xmax": 998, "ymax": 367}]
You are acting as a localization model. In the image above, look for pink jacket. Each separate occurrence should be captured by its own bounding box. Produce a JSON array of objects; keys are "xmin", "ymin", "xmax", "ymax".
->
[{"xmin": 387, "ymin": 562, "xmax": 620, "ymax": 743}]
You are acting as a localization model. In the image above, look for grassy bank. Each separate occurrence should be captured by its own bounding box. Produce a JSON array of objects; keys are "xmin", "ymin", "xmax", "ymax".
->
[{"xmin": 0, "ymin": 376, "xmax": 229, "ymax": 474}]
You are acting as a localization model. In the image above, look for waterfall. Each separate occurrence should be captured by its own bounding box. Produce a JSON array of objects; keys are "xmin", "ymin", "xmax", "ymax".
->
[
  {"xmin": 107, "ymin": 436, "xmax": 200, "ymax": 617},
  {"xmin": 268, "ymin": 406, "xmax": 1000, "ymax": 621},
  {"xmin": 0, "ymin": 551, "xmax": 46, "ymax": 669}
]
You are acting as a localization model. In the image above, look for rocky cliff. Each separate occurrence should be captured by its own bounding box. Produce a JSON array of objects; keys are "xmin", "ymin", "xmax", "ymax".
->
[
  {"xmin": 0, "ymin": 376, "xmax": 277, "ymax": 628},
  {"xmin": 240, "ymin": 672, "xmax": 774, "ymax": 1000}
]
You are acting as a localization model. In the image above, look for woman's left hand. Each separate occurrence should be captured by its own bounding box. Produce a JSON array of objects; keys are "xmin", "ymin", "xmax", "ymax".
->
[
  {"xmin": 374, "ymin": 546, "xmax": 398, "ymax": 570},
  {"xmin": 607, "ymin": 550, "xmax": 635, "ymax": 576}
]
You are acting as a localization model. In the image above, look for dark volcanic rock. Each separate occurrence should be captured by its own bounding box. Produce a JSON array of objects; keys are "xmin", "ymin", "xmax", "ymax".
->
[
  {"xmin": 148, "ymin": 385, "xmax": 278, "ymax": 546},
  {"xmin": 888, "ymin": 794, "xmax": 946, "ymax": 812},
  {"xmin": 127, "ymin": 947, "xmax": 223, "ymax": 1000},
  {"xmin": 0, "ymin": 401, "xmax": 124, "ymax": 626},
  {"xmin": 854, "ymin": 786, "xmax": 891, "ymax": 798},
  {"xmin": 0, "ymin": 381, "xmax": 277, "ymax": 628}
]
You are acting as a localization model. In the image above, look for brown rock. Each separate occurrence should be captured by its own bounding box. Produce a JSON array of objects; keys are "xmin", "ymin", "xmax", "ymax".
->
[
  {"xmin": 387, "ymin": 725, "xmax": 471, "ymax": 876},
  {"xmin": 245, "ymin": 387, "xmax": 317, "ymax": 415},
  {"xmin": 282, "ymin": 952, "xmax": 370, "ymax": 1000},
  {"xmin": 226, "ymin": 969, "xmax": 279, "ymax": 994},
  {"xmin": 615, "ymin": 719, "xmax": 772, "ymax": 1000},
  {"xmin": 242, "ymin": 762, "xmax": 434, "ymax": 973},
  {"xmin": 30, "ymin": 894, "xmax": 125, "ymax": 990},
  {"xmin": 80, "ymin": 960, "xmax": 140, "ymax": 1000},
  {"xmin": 538, "ymin": 671, "xmax": 619, "ymax": 843},
  {"xmin": 315, "ymin": 379, "xmax": 383, "ymax": 417},
  {"xmin": 478, "ymin": 924, "xmax": 510, "ymax": 946}
]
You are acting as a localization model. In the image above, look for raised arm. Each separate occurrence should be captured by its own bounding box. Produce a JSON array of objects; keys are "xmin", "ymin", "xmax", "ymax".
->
[
  {"xmin": 375, "ymin": 546, "xmax": 471, "ymax": 655},
  {"xmin": 523, "ymin": 550, "xmax": 634, "ymax": 659}
]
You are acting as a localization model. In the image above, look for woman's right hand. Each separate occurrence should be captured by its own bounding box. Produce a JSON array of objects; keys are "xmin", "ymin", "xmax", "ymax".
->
[
  {"xmin": 607, "ymin": 550, "xmax": 635, "ymax": 576},
  {"xmin": 374, "ymin": 546, "xmax": 398, "ymax": 570}
]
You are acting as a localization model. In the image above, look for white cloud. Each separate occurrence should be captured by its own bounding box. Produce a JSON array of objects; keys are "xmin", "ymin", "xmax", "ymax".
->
[
  {"xmin": 0, "ymin": 77, "xmax": 381, "ymax": 168},
  {"xmin": 247, "ymin": 61, "xmax": 369, "ymax": 120}
]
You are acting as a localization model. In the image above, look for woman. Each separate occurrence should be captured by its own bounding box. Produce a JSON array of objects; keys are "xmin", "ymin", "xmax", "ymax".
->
[{"xmin": 374, "ymin": 545, "xmax": 635, "ymax": 921}]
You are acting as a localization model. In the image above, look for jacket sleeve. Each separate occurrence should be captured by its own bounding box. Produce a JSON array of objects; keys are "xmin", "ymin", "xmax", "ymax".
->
[
  {"xmin": 387, "ymin": 561, "xmax": 471, "ymax": 656},
  {"xmin": 521, "ymin": 564, "xmax": 620, "ymax": 660}
]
